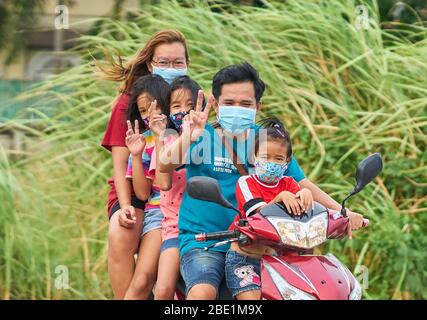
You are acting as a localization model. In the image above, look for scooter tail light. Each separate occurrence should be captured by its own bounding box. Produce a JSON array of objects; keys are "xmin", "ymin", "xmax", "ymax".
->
[{"xmin": 264, "ymin": 262, "xmax": 317, "ymax": 300}]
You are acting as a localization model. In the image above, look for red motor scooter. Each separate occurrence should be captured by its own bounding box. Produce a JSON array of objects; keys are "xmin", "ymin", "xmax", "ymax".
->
[{"xmin": 184, "ymin": 153, "xmax": 383, "ymax": 300}]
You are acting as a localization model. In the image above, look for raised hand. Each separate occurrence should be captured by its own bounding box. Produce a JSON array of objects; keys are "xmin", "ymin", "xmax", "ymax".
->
[
  {"xmin": 188, "ymin": 90, "xmax": 212, "ymax": 142},
  {"xmin": 148, "ymin": 100, "xmax": 167, "ymax": 137},
  {"xmin": 125, "ymin": 119, "xmax": 146, "ymax": 156}
]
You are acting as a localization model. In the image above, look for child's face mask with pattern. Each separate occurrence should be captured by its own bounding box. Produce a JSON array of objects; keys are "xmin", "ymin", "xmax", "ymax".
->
[
  {"xmin": 141, "ymin": 117, "xmax": 150, "ymax": 129},
  {"xmin": 254, "ymin": 159, "xmax": 289, "ymax": 184},
  {"xmin": 169, "ymin": 111, "xmax": 188, "ymax": 130}
]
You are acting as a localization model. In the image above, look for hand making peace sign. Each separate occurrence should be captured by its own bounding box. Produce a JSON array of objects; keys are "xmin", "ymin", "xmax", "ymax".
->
[
  {"xmin": 125, "ymin": 119, "xmax": 146, "ymax": 156},
  {"xmin": 182, "ymin": 90, "xmax": 213, "ymax": 142},
  {"xmin": 148, "ymin": 100, "xmax": 167, "ymax": 137}
]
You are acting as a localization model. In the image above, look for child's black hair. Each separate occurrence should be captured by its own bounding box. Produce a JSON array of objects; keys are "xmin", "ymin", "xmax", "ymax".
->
[
  {"xmin": 126, "ymin": 74, "xmax": 171, "ymax": 130},
  {"xmin": 170, "ymin": 75, "xmax": 206, "ymax": 109},
  {"xmin": 255, "ymin": 117, "xmax": 292, "ymax": 161},
  {"xmin": 169, "ymin": 75, "xmax": 206, "ymax": 131}
]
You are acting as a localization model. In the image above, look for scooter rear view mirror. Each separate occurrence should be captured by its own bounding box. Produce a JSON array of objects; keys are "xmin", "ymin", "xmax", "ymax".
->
[
  {"xmin": 353, "ymin": 153, "xmax": 383, "ymax": 194},
  {"xmin": 187, "ymin": 176, "xmax": 236, "ymax": 210},
  {"xmin": 340, "ymin": 153, "xmax": 383, "ymax": 216}
]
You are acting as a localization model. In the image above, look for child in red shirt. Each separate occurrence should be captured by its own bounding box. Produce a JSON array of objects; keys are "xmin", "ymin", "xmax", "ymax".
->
[{"xmin": 226, "ymin": 117, "xmax": 313, "ymax": 300}]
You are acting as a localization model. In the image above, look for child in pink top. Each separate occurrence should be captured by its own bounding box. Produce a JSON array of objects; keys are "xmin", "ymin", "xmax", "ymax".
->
[
  {"xmin": 149, "ymin": 76, "xmax": 204, "ymax": 300},
  {"xmin": 159, "ymin": 135, "xmax": 186, "ymax": 242}
]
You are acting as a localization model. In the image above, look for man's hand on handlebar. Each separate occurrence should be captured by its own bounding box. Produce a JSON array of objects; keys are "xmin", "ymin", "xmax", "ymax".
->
[{"xmin": 347, "ymin": 210, "xmax": 369, "ymax": 240}]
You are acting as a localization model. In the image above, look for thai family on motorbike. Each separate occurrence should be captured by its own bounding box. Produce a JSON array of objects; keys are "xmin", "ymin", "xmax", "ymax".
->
[{"xmin": 101, "ymin": 29, "xmax": 378, "ymax": 300}]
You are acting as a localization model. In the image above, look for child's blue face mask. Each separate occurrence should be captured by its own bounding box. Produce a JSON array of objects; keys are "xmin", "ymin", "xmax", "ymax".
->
[
  {"xmin": 254, "ymin": 159, "xmax": 289, "ymax": 184},
  {"xmin": 152, "ymin": 65, "xmax": 187, "ymax": 84},
  {"xmin": 217, "ymin": 106, "xmax": 256, "ymax": 135}
]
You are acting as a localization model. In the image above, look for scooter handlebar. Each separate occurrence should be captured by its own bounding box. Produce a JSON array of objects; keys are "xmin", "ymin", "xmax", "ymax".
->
[{"xmin": 195, "ymin": 230, "xmax": 237, "ymax": 242}]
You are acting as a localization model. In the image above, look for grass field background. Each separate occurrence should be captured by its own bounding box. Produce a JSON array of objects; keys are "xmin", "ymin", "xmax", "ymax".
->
[{"xmin": 0, "ymin": 0, "xmax": 426, "ymax": 299}]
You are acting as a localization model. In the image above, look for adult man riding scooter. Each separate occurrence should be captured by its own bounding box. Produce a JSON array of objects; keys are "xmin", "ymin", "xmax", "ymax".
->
[{"xmin": 158, "ymin": 61, "xmax": 366, "ymax": 300}]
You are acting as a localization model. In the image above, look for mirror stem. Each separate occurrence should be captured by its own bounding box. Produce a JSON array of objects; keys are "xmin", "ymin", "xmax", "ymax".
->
[
  {"xmin": 340, "ymin": 203, "xmax": 348, "ymax": 217},
  {"xmin": 232, "ymin": 207, "xmax": 247, "ymax": 226},
  {"xmin": 341, "ymin": 190, "xmax": 355, "ymax": 218}
]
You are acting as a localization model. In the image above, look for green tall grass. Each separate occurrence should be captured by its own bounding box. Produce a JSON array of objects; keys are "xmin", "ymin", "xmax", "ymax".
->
[{"xmin": 1, "ymin": 0, "xmax": 426, "ymax": 299}]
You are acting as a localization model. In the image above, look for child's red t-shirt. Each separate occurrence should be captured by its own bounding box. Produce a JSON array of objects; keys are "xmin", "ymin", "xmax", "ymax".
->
[
  {"xmin": 231, "ymin": 174, "xmax": 301, "ymax": 226},
  {"xmin": 101, "ymin": 93, "xmax": 135, "ymax": 217}
]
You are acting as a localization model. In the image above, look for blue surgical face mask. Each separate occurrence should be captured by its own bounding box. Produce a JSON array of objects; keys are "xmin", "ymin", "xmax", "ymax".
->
[
  {"xmin": 217, "ymin": 106, "xmax": 256, "ymax": 135},
  {"xmin": 169, "ymin": 111, "xmax": 188, "ymax": 131},
  {"xmin": 152, "ymin": 65, "xmax": 187, "ymax": 84},
  {"xmin": 254, "ymin": 158, "xmax": 289, "ymax": 184}
]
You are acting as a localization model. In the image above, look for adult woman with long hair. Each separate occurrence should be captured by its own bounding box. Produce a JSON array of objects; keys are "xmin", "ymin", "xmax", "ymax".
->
[{"xmin": 100, "ymin": 29, "xmax": 189, "ymax": 299}]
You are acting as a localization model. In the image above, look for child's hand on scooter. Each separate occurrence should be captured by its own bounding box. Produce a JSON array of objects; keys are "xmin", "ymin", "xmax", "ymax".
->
[
  {"xmin": 278, "ymin": 191, "xmax": 304, "ymax": 215},
  {"xmin": 296, "ymin": 188, "xmax": 314, "ymax": 213}
]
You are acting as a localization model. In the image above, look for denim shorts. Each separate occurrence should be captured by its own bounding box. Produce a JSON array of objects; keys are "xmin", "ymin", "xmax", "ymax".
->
[
  {"xmin": 160, "ymin": 237, "xmax": 180, "ymax": 253},
  {"xmin": 142, "ymin": 208, "xmax": 163, "ymax": 236},
  {"xmin": 180, "ymin": 248, "xmax": 226, "ymax": 297},
  {"xmin": 225, "ymin": 250, "xmax": 261, "ymax": 298}
]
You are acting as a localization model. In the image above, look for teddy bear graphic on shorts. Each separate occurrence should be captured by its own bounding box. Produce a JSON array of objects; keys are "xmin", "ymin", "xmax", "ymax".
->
[{"xmin": 234, "ymin": 265, "xmax": 261, "ymax": 287}]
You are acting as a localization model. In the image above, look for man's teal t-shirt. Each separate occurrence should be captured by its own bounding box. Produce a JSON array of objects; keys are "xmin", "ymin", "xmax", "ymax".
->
[{"xmin": 178, "ymin": 123, "xmax": 306, "ymax": 256}]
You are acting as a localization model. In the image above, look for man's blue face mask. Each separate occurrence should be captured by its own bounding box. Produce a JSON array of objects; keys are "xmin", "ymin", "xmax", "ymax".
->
[{"xmin": 217, "ymin": 105, "xmax": 257, "ymax": 135}]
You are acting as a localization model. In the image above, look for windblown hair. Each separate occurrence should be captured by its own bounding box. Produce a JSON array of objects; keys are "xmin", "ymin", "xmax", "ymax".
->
[{"xmin": 97, "ymin": 29, "xmax": 189, "ymax": 94}]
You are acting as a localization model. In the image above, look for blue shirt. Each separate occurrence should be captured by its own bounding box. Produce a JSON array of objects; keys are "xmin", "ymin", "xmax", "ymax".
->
[{"xmin": 178, "ymin": 124, "xmax": 305, "ymax": 256}]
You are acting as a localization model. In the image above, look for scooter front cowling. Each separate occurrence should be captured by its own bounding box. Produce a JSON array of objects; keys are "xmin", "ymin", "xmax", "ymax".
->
[{"xmin": 261, "ymin": 254, "xmax": 360, "ymax": 300}]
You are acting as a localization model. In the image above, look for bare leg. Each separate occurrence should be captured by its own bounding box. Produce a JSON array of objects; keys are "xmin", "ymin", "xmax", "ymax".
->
[
  {"xmin": 235, "ymin": 290, "xmax": 261, "ymax": 300},
  {"xmin": 124, "ymin": 228, "xmax": 162, "ymax": 300},
  {"xmin": 107, "ymin": 208, "xmax": 144, "ymax": 299},
  {"xmin": 154, "ymin": 247, "xmax": 180, "ymax": 300}
]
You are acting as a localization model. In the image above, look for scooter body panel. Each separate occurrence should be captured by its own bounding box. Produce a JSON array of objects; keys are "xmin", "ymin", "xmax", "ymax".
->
[{"xmin": 261, "ymin": 254, "xmax": 355, "ymax": 300}]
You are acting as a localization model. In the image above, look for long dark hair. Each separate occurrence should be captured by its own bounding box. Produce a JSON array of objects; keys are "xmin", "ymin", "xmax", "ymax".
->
[
  {"xmin": 255, "ymin": 117, "xmax": 292, "ymax": 161},
  {"xmin": 126, "ymin": 74, "xmax": 171, "ymax": 130}
]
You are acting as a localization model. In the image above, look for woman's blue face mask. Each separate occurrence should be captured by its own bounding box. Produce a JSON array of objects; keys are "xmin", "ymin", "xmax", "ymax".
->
[
  {"xmin": 152, "ymin": 65, "xmax": 188, "ymax": 84},
  {"xmin": 217, "ymin": 105, "xmax": 256, "ymax": 135}
]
